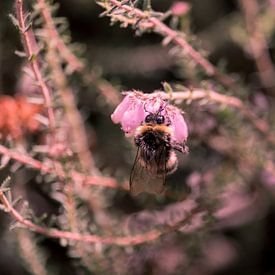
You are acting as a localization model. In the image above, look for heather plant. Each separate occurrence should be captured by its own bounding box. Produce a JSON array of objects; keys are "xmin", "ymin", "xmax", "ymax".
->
[{"xmin": 0, "ymin": 0, "xmax": 275, "ymax": 275}]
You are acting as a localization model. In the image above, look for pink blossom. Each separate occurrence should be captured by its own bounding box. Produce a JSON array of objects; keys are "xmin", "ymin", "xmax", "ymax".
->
[
  {"xmin": 111, "ymin": 90, "xmax": 188, "ymax": 144},
  {"xmin": 121, "ymin": 100, "xmax": 145, "ymax": 133},
  {"xmin": 169, "ymin": 108, "xmax": 188, "ymax": 143},
  {"xmin": 170, "ymin": 1, "xmax": 191, "ymax": 17},
  {"xmin": 111, "ymin": 94, "xmax": 132, "ymax": 124}
]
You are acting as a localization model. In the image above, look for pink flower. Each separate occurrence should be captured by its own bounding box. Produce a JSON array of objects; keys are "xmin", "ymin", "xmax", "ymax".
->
[
  {"xmin": 170, "ymin": 1, "xmax": 191, "ymax": 17},
  {"xmin": 111, "ymin": 90, "xmax": 188, "ymax": 144},
  {"xmin": 121, "ymin": 100, "xmax": 145, "ymax": 133},
  {"xmin": 111, "ymin": 94, "xmax": 132, "ymax": 124},
  {"xmin": 169, "ymin": 108, "xmax": 188, "ymax": 143},
  {"xmin": 111, "ymin": 91, "xmax": 146, "ymax": 134}
]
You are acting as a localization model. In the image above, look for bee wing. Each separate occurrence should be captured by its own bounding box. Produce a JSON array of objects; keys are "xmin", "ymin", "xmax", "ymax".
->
[{"xmin": 130, "ymin": 147, "xmax": 166, "ymax": 195}]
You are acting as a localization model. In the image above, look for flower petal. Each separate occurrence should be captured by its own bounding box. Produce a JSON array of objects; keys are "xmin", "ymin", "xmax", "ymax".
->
[
  {"xmin": 111, "ymin": 94, "xmax": 132, "ymax": 124},
  {"xmin": 170, "ymin": 110, "xmax": 188, "ymax": 143},
  {"xmin": 121, "ymin": 101, "xmax": 145, "ymax": 134}
]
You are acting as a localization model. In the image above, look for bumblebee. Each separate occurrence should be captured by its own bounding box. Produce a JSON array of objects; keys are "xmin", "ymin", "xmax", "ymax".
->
[{"xmin": 130, "ymin": 111, "xmax": 187, "ymax": 195}]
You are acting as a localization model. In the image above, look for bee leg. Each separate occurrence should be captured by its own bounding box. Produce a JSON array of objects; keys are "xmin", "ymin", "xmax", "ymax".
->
[
  {"xmin": 182, "ymin": 143, "xmax": 189, "ymax": 154},
  {"xmin": 134, "ymin": 135, "xmax": 143, "ymax": 146},
  {"xmin": 173, "ymin": 142, "xmax": 189, "ymax": 154}
]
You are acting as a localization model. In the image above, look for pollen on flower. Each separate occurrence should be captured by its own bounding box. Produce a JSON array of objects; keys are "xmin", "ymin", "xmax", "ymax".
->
[{"xmin": 111, "ymin": 90, "xmax": 188, "ymax": 143}]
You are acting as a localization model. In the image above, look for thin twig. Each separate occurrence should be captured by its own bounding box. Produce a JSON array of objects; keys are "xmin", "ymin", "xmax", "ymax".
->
[
  {"xmin": 44, "ymin": 39, "xmax": 94, "ymax": 174},
  {"xmin": 15, "ymin": 0, "xmax": 56, "ymax": 137},
  {"xmin": 239, "ymin": 0, "xmax": 275, "ymax": 95},
  {"xmin": 0, "ymin": 144, "xmax": 125, "ymax": 190},
  {"xmin": 46, "ymin": 43, "xmax": 96, "ymax": 173},
  {"xmin": 36, "ymin": 0, "xmax": 121, "ymax": 107},
  {"xmin": 0, "ymin": 189, "xmax": 201, "ymax": 246},
  {"xmin": 16, "ymin": 229, "xmax": 48, "ymax": 275},
  {"xmin": 166, "ymin": 90, "xmax": 272, "ymax": 139},
  {"xmin": 35, "ymin": 0, "xmax": 84, "ymax": 73},
  {"xmin": 100, "ymin": 0, "xmax": 236, "ymax": 89},
  {"xmin": 170, "ymin": 90, "xmax": 244, "ymax": 108},
  {"xmin": 40, "ymin": 2, "xmax": 112, "ymax": 229}
]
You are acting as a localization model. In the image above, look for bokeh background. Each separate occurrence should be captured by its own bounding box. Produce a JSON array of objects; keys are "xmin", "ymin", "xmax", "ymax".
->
[{"xmin": 1, "ymin": 0, "xmax": 275, "ymax": 274}]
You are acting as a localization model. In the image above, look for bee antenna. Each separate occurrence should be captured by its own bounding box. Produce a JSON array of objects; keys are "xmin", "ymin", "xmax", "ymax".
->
[
  {"xmin": 157, "ymin": 102, "xmax": 167, "ymax": 115},
  {"xmin": 144, "ymin": 103, "xmax": 148, "ymax": 113}
]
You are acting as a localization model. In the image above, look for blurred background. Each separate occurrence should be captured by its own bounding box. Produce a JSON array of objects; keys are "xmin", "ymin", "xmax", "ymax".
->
[{"xmin": 0, "ymin": 0, "xmax": 275, "ymax": 274}]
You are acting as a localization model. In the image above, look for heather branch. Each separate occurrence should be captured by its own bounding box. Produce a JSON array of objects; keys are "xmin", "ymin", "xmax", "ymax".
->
[
  {"xmin": 99, "ymin": 0, "xmax": 236, "ymax": 89},
  {"xmin": 36, "ymin": 0, "xmax": 95, "ymax": 173},
  {"xmin": 16, "ymin": 230, "xmax": 48, "ymax": 275},
  {"xmin": 0, "ymin": 144, "xmax": 125, "ymax": 190},
  {"xmin": 163, "ymin": 89, "xmax": 271, "ymax": 138},
  {"xmin": 169, "ymin": 89, "xmax": 244, "ymax": 108},
  {"xmin": 0, "ymin": 188, "xmax": 201, "ymax": 246},
  {"xmin": 40, "ymin": 2, "xmax": 112, "ymax": 230},
  {"xmin": 15, "ymin": 0, "xmax": 56, "ymax": 136},
  {"xmin": 35, "ymin": 0, "xmax": 84, "ymax": 73},
  {"xmin": 63, "ymin": 176, "xmax": 95, "ymax": 270},
  {"xmin": 239, "ymin": 0, "xmax": 275, "ymax": 94},
  {"xmin": 46, "ymin": 44, "xmax": 96, "ymax": 173},
  {"xmin": 99, "ymin": 1, "xmax": 273, "ymax": 139},
  {"xmin": 36, "ymin": 0, "xmax": 121, "ymax": 106}
]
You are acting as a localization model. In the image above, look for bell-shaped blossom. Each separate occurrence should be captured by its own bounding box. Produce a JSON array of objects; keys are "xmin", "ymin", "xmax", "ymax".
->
[
  {"xmin": 111, "ymin": 94, "xmax": 132, "ymax": 124},
  {"xmin": 121, "ymin": 100, "xmax": 145, "ymax": 134},
  {"xmin": 169, "ymin": 108, "xmax": 188, "ymax": 143},
  {"xmin": 111, "ymin": 90, "xmax": 188, "ymax": 144}
]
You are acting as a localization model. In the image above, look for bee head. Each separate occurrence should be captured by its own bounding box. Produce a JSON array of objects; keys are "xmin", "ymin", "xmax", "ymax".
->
[
  {"xmin": 144, "ymin": 103, "xmax": 166, "ymax": 124},
  {"xmin": 145, "ymin": 114, "xmax": 165, "ymax": 124}
]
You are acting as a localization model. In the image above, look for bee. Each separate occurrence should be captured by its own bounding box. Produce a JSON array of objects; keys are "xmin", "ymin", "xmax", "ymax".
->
[{"xmin": 130, "ymin": 107, "xmax": 187, "ymax": 195}]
